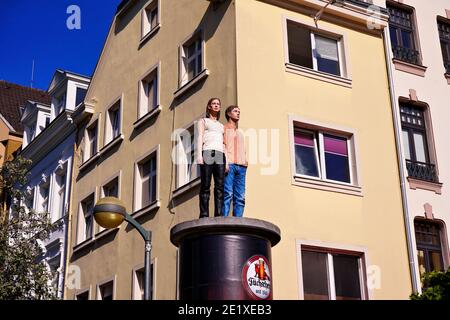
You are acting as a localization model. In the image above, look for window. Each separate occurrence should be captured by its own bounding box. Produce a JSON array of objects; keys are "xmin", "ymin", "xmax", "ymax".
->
[
  {"xmin": 387, "ymin": 2, "xmax": 420, "ymax": 65},
  {"xmin": 438, "ymin": 19, "xmax": 450, "ymax": 74},
  {"xmin": 400, "ymin": 103, "xmax": 438, "ymax": 182},
  {"xmin": 76, "ymin": 290, "xmax": 89, "ymax": 300},
  {"xmin": 98, "ymin": 281, "xmax": 114, "ymax": 300},
  {"xmin": 294, "ymin": 128, "xmax": 354, "ymax": 184},
  {"xmin": 98, "ymin": 177, "xmax": 119, "ymax": 233},
  {"xmin": 54, "ymin": 167, "xmax": 67, "ymax": 221},
  {"xmin": 142, "ymin": 0, "xmax": 159, "ymax": 38},
  {"xmin": 84, "ymin": 121, "xmax": 98, "ymax": 162},
  {"xmin": 26, "ymin": 123, "xmax": 36, "ymax": 145},
  {"xmin": 75, "ymin": 87, "xmax": 87, "ymax": 107},
  {"xmin": 415, "ymin": 219, "xmax": 445, "ymax": 279},
  {"xmin": 78, "ymin": 194, "xmax": 94, "ymax": 244},
  {"xmin": 24, "ymin": 188, "xmax": 35, "ymax": 212},
  {"xmin": 48, "ymin": 257, "xmax": 60, "ymax": 295},
  {"xmin": 176, "ymin": 126, "xmax": 199, "ymax": 188},
  {"xmin": 180, "ymin": 33, "xmax": 203, "ymax": 86},
  {"xmin": 45, "ymin": 117, "xmax": 50, "ymax": 128},
  {"xmin": 54, "ymin": 92, "xmax": 66, "ymax": 116},
  {"xmin": 135, "ymin": 152, "xmax": 157, "ymax": 211},
  {"xmin": 105, "ymin": 100, "xmax": 121, "ymax": 145},
  {"xmin": 102, "ymin": 177, "xmax": 119, "ymax": 198},
  {"xmin": 138, "ymin": 68, "xmax": 159, "ymax": 119},
  {"xmin": 132, "ymin": 264, "xmax": 154, "ymax": 300},
  {"xmin": 301, "ymin": 248, "xmax": 365, "ymax": 300},
  {"xmin": 39, "ymin": 181, "xmax": 50, "ymax": 213},
  {"xmin": 287, "ymin": 20, "xmax": 343, "ymax": 77}
]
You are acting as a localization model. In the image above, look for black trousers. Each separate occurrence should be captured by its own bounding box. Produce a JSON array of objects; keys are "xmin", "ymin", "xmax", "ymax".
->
[{"xmin": 199, "ymin": 150, "xmax": 225, "ymax": 218}]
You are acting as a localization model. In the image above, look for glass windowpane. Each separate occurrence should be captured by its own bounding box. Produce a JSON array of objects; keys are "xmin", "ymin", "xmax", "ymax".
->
[{"xmin": 302, "ymin": 251, "xmax": 330, "ymax": 300}]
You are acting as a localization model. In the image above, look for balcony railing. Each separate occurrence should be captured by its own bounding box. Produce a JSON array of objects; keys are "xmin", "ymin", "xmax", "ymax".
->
[
  {"xmin": 392, "ymin": 45, "xmax": 420, "ymax": 65},
  {"xmin": 406, "ymin": 160, "xmax": 439, "ymax": 183}
]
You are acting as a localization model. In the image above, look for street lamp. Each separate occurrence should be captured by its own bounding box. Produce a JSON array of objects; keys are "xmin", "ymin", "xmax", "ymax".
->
[{"xmin": 93, "ymin": 197, "xmax": 153, "ymax": 300}]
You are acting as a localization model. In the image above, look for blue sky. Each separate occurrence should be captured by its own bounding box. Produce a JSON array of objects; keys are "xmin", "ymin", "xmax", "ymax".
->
[{"xmin": 0, "ymin": 0, "xmax": 122, "ymax": 90}]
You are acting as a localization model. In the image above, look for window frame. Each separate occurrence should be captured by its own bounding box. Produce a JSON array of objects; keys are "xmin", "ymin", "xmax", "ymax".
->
[
  {"xmin": 47, "ymin": 254, "xmax": 62, "ymax": 295},
  {"xmin": 75, "ymin": 287, "xmax": 91, "ymax": 300},
  {"xmin": 137, "ymin": 62, "xmax": 161, "ymax": 121},
  {"xmin": 179, "ymin": 31, "xmax": 205, "ymax": 88},
  {"xmin": 131, "ymin": 258, "xmax": 156, "ymax": 300},
  {"xmin": 400, "ymin": 103, "xmax": 430, "ymax": 164},
  {"xmin": 98, "ymin": 172, "xmax": 121, "ymax": 234},
  {"xmin": 38, "ymin": 177, "xmax": 51, "ymax": 214},
  {"xmin": 53, "ymin": 91, "xmax": 67, "ymax": 117},
  {"xmin": 101, "ymin": 174, "xmax": 121, "ymax": 199},
  {"xmin": 399, "ymin": 99, "xmax": 440, "ymax": 186},
  {"xmin": 437, "ymin": 17, "xmax": 450, "ymax": 74},
  {"xmin": 104, "ymin": 95, "xmax": 123, "ymax": 147},
  {"xmin": 75, "ymin": 86, "xmax": 88, "ymax": 108},
  {"xmin": 309, "ymin": 31, "xmax": 343, "ymax": 77},
  {"xmin": 76, "ymin": 191, "xmax": 96, "ymax": 245},
  {"xmin": 283, "ymin": 16, "xmax": 351, "ymax": 87},
  {"xmin": 53, "ymin": 162, "xmax": 68, "ymax": 221},
  {"xmin": 296, "ymin": 240, "xmax": 369, "ymax": 300},
  {"xmin": 414, "ymin": 218, "xmax": 446, "ymax": 278},
  {"xmin": 175, "ymin": 124, "xmax": 200, "ymax": 189},
  {"xmin": 24, "ymin": 187, "xmax": 36, "ymax": 212},
  {"xmin": 133, "ymin": 145, "xmax": 160, "ymax": 215},
  {"xmin": 292, "ymin": 124, "xmax": 357, "ymax": 185},
  {"xmin": 141, "ymin": 0, "xmax": 160, "ymax": 42},
  {"xmin": 26, "ymin": 122, "xmax": 37, "ymax": 145},
  {"xmin": 84, "ymin": 119, "xmax": 99, "ymax": 163},
  {"xmin": 96, "ymin": 277, "xmax": 116, "ymax": 301},
  {"xmin": 289, "ymin": 115, "xmax": 361, "ymax": 196},
  {"xmin": 386, "ymin": 1, "xmax": 422, "ymax": 66}
]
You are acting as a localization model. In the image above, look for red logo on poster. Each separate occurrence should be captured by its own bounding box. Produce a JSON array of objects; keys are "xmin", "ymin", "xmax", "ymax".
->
[{"xmin": 242, "ymin": 255, "xmax": 272, "ymax": 300}]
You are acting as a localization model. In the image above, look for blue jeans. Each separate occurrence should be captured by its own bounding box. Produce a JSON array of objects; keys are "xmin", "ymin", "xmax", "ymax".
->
[{"xmin": 222, "ymin": 164, "xmax": 247, "ymax": 217}]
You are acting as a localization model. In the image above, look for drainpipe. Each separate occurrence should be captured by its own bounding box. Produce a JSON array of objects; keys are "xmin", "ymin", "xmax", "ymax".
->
[
  {"xmin": 382, "ymin": 27, "xmax": 419, "ymax": 294},
  {"xmin": 62, "ymin": 128, "xmax": 77, "ymax": 300}
]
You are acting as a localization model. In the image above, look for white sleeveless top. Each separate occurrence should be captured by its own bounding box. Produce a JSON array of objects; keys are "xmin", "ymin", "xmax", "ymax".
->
[{"xmin": 202, "ymin": 118, "xmax": 224, "ymax": 152}]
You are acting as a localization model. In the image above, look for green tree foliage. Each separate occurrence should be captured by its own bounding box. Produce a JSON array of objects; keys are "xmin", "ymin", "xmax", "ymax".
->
[
  {"xmin": 411, "ymin": 268, "xmax": 450, "ymax": 300},
  {"xmin": 0, "ymin": 156, "xmax": 58, "ymax": 300}
]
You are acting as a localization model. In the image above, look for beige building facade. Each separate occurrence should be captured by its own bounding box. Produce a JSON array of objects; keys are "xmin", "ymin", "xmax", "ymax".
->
[
  {"xmin": 372, "ymin": 0, "xmax": 450, "ymax": 292},
  {"xmin": 66, "ymin": 0, "xmax": 414, "ymax": 300}
]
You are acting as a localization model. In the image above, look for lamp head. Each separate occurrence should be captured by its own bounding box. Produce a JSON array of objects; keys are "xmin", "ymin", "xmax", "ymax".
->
[{"xmin": 93, "ymin": 197, "xmax": 126, "ymax": 229}]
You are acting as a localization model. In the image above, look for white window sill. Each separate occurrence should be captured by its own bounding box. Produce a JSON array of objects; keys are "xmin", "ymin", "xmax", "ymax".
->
[
  {"xmin": 174, "ymin": 69, "xmax": 210, "ymax": 99},
  {"xmin": 172, "ymin": 177, "xmax": 201, "ymax": 199},
  {"xmin": 133, "ymin": 105, "xmax": 162, "ymax": 130},
  {"xmin": 95, "ymin": 227, "xmax": 120, "ymax": 241},
  {"xmin": 52, "ymin": 215, "xmax": 68, "ymax": 227},
  {"xmin": 285, "ymin": 63, "xmax": 352, "ymax": 88},
  {"xmin": 132, "ymin": 200, "xmax": 161, "ymax": 219},
  {"xmin": 79, "ymin": 153, "xmax": 100, "ymax": 172},
  {"xmin": 407, "ymin": 177, "xmax": 443, "ymax": 195},
  {"xmin": 101, "ymin": 134, "xmax": 124, "ymax": 155},
  {"xmin": 73, "ymin": 228, "xmax": 120, "ymax": 254},
  {"xmin": 72, "ymin": 237, "xmax": 94, "ymax": 254},
  {"xmin": 139, "ymin": 24, "xmax": 161, "ymax": 47},
  {"xmin": 292, "ymin": 175, "xmax": 362, "ymax": 197},
  {"xmin": 392, "ymin": 59, "xmax": 427, "ymax": 77}
]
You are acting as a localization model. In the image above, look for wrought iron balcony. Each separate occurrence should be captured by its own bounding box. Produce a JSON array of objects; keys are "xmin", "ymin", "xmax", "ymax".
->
[
  {"xmin": 392, "ymin": 45, "xmax": 420, "ymax": 65},
  {"xmin": 406, "ymin": 160, "xmax": 439, "ymax": 183}
]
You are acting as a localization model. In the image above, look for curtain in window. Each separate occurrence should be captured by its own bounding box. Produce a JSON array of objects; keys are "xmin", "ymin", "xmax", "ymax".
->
[{"xmin": 324, "ymin": 135, "xmax": 350, "ymax": 183}]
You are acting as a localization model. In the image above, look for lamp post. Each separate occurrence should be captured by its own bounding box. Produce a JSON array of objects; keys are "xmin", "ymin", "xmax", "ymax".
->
[{"xmin": 93, "ymin": 197, "xmax": 153, "ymax": 300}]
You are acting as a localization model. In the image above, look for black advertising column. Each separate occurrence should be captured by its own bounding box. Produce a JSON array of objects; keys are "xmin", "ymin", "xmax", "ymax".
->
[{"xmin": 170, "ymin": 217, "xmax": 281, "ymax": 300}]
